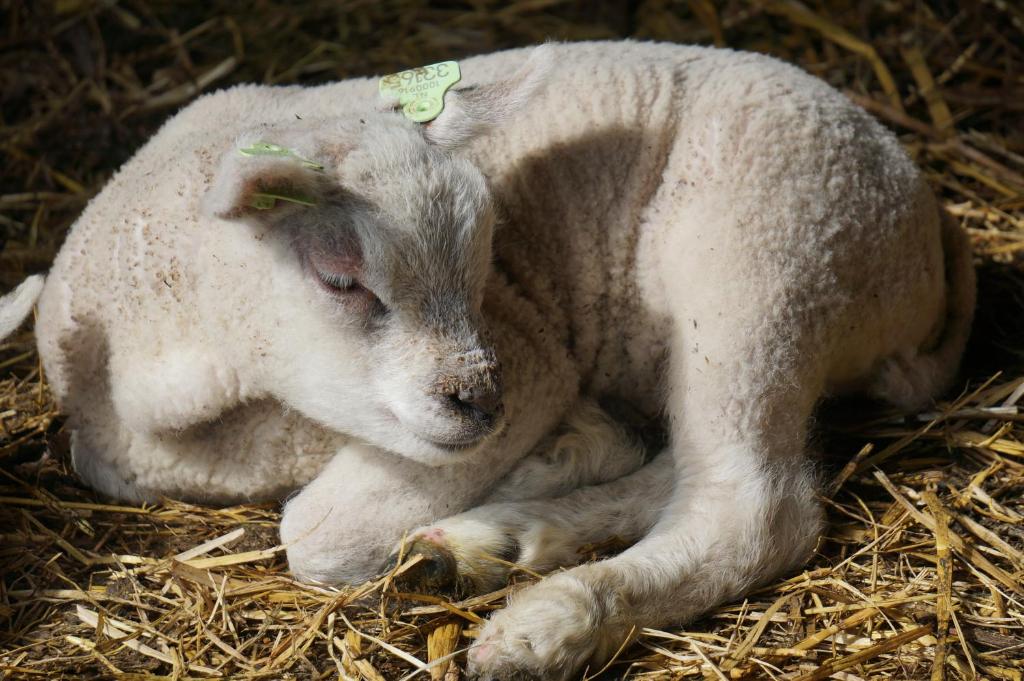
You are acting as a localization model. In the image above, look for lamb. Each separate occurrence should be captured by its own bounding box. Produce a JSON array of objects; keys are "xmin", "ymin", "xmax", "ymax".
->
[{"xmin": 0, "ymin": 41, "xmax": 974, "ymax": 681}]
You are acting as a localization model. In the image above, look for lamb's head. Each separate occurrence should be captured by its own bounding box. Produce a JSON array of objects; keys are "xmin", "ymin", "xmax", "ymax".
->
[{"xmin": 202, "ymin": 48, "xmax": 551, "ymax": 465}]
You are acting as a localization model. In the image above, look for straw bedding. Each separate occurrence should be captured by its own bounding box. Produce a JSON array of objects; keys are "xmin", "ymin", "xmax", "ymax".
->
[{"xmin": 1, "ymin": 1, "xmax": 1022, "ymax": 679}]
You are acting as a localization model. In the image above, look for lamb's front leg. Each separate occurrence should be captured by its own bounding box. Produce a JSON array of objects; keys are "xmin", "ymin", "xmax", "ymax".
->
[
  {"xmin": 389, "ymin": 398, "xmax": 654, "ymax": 593},
  {"xmin": 468, "ymin": 351, "xmax": 825, "ymax": 680},
  {"xmin": 281, "ymin": 442, "xmax": 506, "ymax": 585},
  {"xmin": 395, "ymin": 451, "xmax": 672, "ymax": 595},
  {"xmin": 288, "ymin": 398, "xmax": 651, "ymax": 586},
  {"xmin": 470, "ymin": 456, "xmax": 822, "ymax": 679}
]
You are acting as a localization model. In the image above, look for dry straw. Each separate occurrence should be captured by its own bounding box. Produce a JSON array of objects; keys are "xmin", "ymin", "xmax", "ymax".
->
[{"xmin": 1, "ymin": 1, "xmax": 1022, "ymax": 679}]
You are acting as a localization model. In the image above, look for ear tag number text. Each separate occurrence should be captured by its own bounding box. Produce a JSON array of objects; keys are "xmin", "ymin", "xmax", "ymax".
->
[{"xmin": 378, "ymin": 61, "xmax": 462, "ymax": 123}]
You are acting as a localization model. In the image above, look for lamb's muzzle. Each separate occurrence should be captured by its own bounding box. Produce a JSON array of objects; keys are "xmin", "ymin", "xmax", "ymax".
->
[{"xmin": 435, "ymin": 349, "xmax": 504, "ymax": 435}]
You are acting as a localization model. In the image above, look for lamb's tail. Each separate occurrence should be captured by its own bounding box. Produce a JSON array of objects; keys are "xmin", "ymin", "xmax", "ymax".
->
[
  {"xmin": 0, "ymin": 275, "xmax": 45, "ymax": 340},
  {"xmin": 872, "ymin": 211, "xmax": 977, "ymax": 410}
]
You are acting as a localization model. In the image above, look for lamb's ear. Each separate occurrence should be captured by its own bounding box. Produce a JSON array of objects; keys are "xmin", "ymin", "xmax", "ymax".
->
[
  {"xmin": 202, "ymin": 143, "xmax": 329, "ymax": 222},
  {"xmin": 423, "ymin": 44, "xmax": 555, "ymax": 151}
]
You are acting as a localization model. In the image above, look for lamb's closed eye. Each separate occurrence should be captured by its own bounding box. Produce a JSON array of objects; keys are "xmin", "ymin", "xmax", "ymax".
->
[
  {"xmin": 315, "ymin": 269, "xmax": 359, "ymax": 292},
  {"xmin": 315, "ymin": 272, "xmax": 384, "ymax": 315},
  {"xmin": 305, "ymin": 249, "xmax": 384, "ymax": 313}
]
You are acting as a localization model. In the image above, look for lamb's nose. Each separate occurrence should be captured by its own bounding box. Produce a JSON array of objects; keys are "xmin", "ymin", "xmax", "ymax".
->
[{"xmin": 446, "ymin": 384, "xmax": 504, "ymax": 424}]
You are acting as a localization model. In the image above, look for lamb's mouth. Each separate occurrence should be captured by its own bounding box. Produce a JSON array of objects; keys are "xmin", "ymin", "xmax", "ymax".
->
[
  {"xmin": 424, "ymin": 438, "xmax": 480, "ymax": 452},
  {"xmin": 415, "ymin": 419, "xmax": 508, "ymax": 453}
]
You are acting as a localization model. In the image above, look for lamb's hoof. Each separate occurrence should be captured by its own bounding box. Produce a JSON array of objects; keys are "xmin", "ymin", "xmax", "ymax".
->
[
  {"xmin": 384, "ymin": 536, "xmax": 461, "ymax": 595},
  {"xmin": 466, "ymin": 573, "xmax": 617, "ymax": 681}
]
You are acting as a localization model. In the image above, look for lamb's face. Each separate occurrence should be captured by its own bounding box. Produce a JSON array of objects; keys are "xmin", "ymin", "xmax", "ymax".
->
[
  {"xmin": 302, "ymin": 124, "xmax": 505, "ymax": 462},
  {"xmin": 204, "ymin": 48, "xmax": 550, "ymax": 464},
  {"xmin": 205, "ymin": 118, "xmax": 504, "ymax": 464}
]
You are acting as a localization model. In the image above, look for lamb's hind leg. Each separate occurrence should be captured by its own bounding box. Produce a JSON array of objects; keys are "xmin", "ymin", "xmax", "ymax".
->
[
  {"xmin": 72, "ymin": 396, "xmax": 339, "ymax": 504},
  {"xmin": 468, "ymin": 320, "xmax": 826, "ymax": 681},
  {"xmin": 52, "ymin": 319, "xmax": 303, "ymax": 504},
  {"xmin": 108, "ymin": 344, "xmax": 256, "ymax": 433}
]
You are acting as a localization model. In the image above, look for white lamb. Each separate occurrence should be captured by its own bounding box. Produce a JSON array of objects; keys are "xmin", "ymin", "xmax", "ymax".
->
[{"xmin": 1, "ymin": 41, "xmax": 974, "ymax": 681}]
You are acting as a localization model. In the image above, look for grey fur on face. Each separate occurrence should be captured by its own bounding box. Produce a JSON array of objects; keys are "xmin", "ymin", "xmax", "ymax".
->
[{"xmin": 223, "ymin": 115, "xmax": 506, "ymax": 445}]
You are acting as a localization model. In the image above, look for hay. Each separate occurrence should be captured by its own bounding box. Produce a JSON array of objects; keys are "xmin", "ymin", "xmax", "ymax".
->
[{"xmin": 2, "ymin": 1, "xmax": 1023, "ymax": 679}]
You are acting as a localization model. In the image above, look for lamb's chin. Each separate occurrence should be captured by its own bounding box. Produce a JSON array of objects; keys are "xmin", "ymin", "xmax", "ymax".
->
[{"xmin": 379, "ymin": 430, "xmax": 492, "ymax": 467}]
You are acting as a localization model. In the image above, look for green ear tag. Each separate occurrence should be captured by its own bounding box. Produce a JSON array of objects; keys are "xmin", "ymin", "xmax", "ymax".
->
[
  {"xmin": 249, "ymin": 191, "xmax": 317, "ymax": 210},
  {"xmin": 378, "ymin": 61, "xmax": 461, "ymax": 123},
  {"xmin": 238, "ymin": 142, "xmax": 324, "ymax": 171}
]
